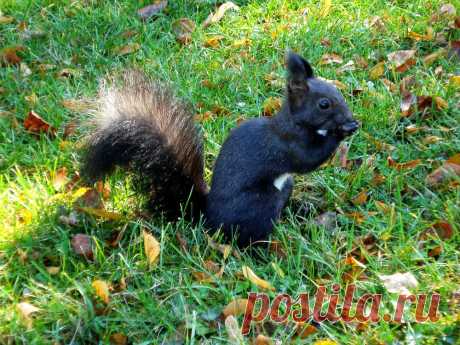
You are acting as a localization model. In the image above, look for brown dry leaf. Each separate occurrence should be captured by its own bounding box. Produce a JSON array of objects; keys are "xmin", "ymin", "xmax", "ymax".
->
[
  {"xmin": 143, "ymin": 230, "xmax": 160, "ymax": 267},
  {"xmin": 387, "ymin": 50, "xmax": 416, "ymax": 73},
  {"xmin": 405, "ymin": 124, "xmax": 428, "ymax": 135},
  {"xmin": 262, "ymin": 97, "xmax": 282, "ymax": 116},
  {"xmin": 420, "ymin": 221, "xmax": 454, "ymax": 240},
  {"xmin": 400, "ymin": 75, "xmax": 416, "ymax": 93},
  {"xmin": 24, "ymin": 110, "xmax": 56, "ymax": 136},
  {"xmin": 92, "ymin": 280, "xmax": 110, "ymax": 304},
  {"xmin": 369, "ymin": 61, "xmax": 385, "ymax": 80},
  {"xmin": 354, "ymin": 55, "xmax": 368, "ymax": 68},
  {"xmin": 365, "ymin": 15, "xmax": 385, "ymax": 31},
  {"xmin": 71, "ymin": 233, "xmax": 93, "ymax": 259},
  {"xmin": 336, "ymin": 60, "xmax": 355, "ymax": 74},
  {"xmin": 172, "ymin": 18, "xmax": 195, "ymax": 45},
  {"xmin": 375, "ymin": 200, "xmax": 393, "ymax": 214},
  {"xmin": 204, "ymin": 35, "xmax": 225, "ymax": 48},
  {"xmin": 422, "ymin": 135, "xmax": 442, "ymax": 145},
  {"xmin": 296, "ymin": 323, "xmax": 318, "ymax": 338},
  {"xmin": 225, "ymin": 315, "xmax": 244, "ymax": 345},
  {"xmin": 254, "ymin": 335, "xmax": 272, "ymax": 345},
  {"xmin": 0, "ymin": 15, "xmax": 14, "ymax": 24},
  {"xmin": 423, "ymin": 48, "xmax": 446, "ymax": 66},
  {"xmin": 17, "ymin": 302, "xmax": 39, "ymax": 328},
  {"xmin": 400, "ymin": 91, "xmax": 416, "ymax": 117},
  {"xmin": 378, "ymin": 272, "xmax": 418, "ymax": 295},
  {"xmin": 203, "ymin": 2, "xmax": 240, "ymax": 28},
  {"xmin": 78, "ymin": 207, "xmax": 121, "ymax": 221},
  {"xmin": 0, "ymin": 46, "xmax": 25, "ymax": 66},
  {"xmin": 426, "ymin": 154, "xmax": 460, "ymax": 186},
  {"xmin": 351, "ymin": 190, "xmax": 368, "ymax": 206},
  {"xmin": 95, "ymin": 181, "xmax": 111, "ymax": 200},
  {"xmin": 337, "ymin": 143, "xmax": 349, "ymax": 168},
  {"xmin": 207, "ymin": 235, "xmax": 232, "ymax": 259},
  {"xmin": 382, "ymin": 79, "xmax": 397, "ymax": 93},
  {"xmin": 242, "ymin": 265, "xmax": 275, "ymax": 291},
  {"xmin": 417, "ymin": 95, "xmax": 433, "ymax": 115},
  {"xmin": 110, "ymin": 333, "xmax": 128, "ymax": 345},
  {"xmin": 387, "ymin": 156, "xmax": 422, "ymax": 170},
  {"xmin": 319, "ymin": 53, "xmax": 343, "ymax": 65},
  {"xmin": 192, "ymin": 260, "xmax": 224, "ymax": 283},
  {"xmin": 113, "ymin": 43, "xmax": 140, "ymax": 56},
  {"xmin": 52, "ymin": 167, "xmax": 68, "ymax": 190},
  {"xmin": 345, "ymin": 211, "xmax": 366, "ymax": 224},
  {"xmin": 222, "ymin": 298, "xmax": 248, "ymax": 318},
  {"xmin": 434, "ymin": 96, "xmax": 448, "ymax": 110},
  {"xmin": 320, "ymin": 0, "xmax": 332, "ymax": 17},
  {"xmin": 75, "ymin": 188, "xmax": 103, "ymax": 209},
  {"xmin": 62, "ymin": 99, "xmax": 93, "ymax": 113},
  {"xmin": 138, "ymin": 1, "xmax": 168, "ymax": 20},
  {"xmin": 371, "ymin": 173, "xmax": 386, "ymax": 186}
]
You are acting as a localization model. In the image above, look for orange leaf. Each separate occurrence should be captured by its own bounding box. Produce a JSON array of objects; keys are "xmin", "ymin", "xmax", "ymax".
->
[
  {"xmin": 319, "ymin": 53, "xmax": 343, "ymax": 65},
  {"xmin": 92, "ymin": 280, "xmax": 110, "ymax": 304},
  {"xmin": 387, "ymin": 157, "xmax": 422, "ymax": 170},
  {"xmin": 23, "ymin": 110, "xmax": 56, "ymax": 136},
  {"xmin": 351, "ymin": 190, "xmax": 368, "ymax": 205},
  {"xmin": 143, "ymin": 230, "xmax": 160, "ymax": 267}
]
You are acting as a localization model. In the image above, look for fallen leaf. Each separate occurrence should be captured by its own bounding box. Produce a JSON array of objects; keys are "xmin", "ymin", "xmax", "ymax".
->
[
  {"xmin": 0, "ymin": 15, "xmax": 14, "ymax": 24},
  {"xmin": 23, "ymin": 110, "xmax": 56, "ymax": 136},
  {"xmin": 400, "ymin": 91, "xmax": 416, "ymax": 117},
  {"xmin": 343, "ymin": 255, "xmax": 367, "ymax": 269},
  {"xmin": 222, "ymin": 298, "xmax": 248, "ymax": 318},
  {"xmin": 382, "ymin": 78, "xmax": 397, "ymax": 93},
  {"xmin": 296, "ymin": 323, "xmax": 318, "ymax": 338},
  {"xmin": 143, "ymin": 230, "xmax": 160, "ymax": 267},
  {"xmin": 203, "ymin": 2, "xmax": 240, "ymax": 28},
  {"xmin": 0, "ymin": 46, "xmax": 25, "ymax": 66},
  {"xmin": 137, "ymin": 1, "xmax": 168, "ymax": 20},
  {"xmin": 207, "ymin": 235, "xmax": 232, "ymax": 259},
  {"xmin": 113, "ymin": 43, "xmax": 140, "ymax": 56},
  {"xmin": 52, "ymin": 167, "xmax": 68, "ymax": 190},
  {"xmin": 172, "ymin": 18, "xmax": 195, "ymax": 45},
  {"xmin": 313, "ymin": 340, "xmax": 338, "ymax": 345},
  {"xmin": 192, "ymin": 260, "xmax": 224, "ymax": 283},
  {"xmin": 320, "ymin": 0, "xmax": 332, "ymax": 17},
  {"xmin": 319, "ymin": 53, "xmax": 343, "ymax": 65},
  {"xmin": 204, "ymin": 35, "xmax": 225, "ymax": 48},
  {"xmin": 62, "ymin": 99, "xmax": 94, "ymax": 113},
  {"xmin": 426, "ymin": 154, "xmax": 460, "ymax": 186},
  {"xmin": 242, "ymin": 265, "xmax": 275, "ymax": 291},
  {"xmin": 110, "ymin": 333, "xmax": 128, "ymax": 345},
  {"xmin": 400, "ymin": 75, "xmax": 416, "ymax": 93},
  {"xmin": 25, "ymin": 93, "xmax": 38, "ymax": 104},
  {"xmin": 420, "ymin": 221, "xmax": 454, "ymax": 240},
  {"xmin": 387, "ymin": 50, "xmax": 416, "ymax": 73},
  {"xmin": 387, "ymin": 156, "xmax": 422, "ymax": 170},
  {"xmin": 375, "ymin": 200, "xmax": 393, "ymax": 214},
  {"xmin": 232, "ymin": 38, "xmax": 251, "ymax": 48},
  {"xmin": 71, "ymin": 233, "xmax": 93, "ymax": 259},
  {"xmin": 439, "ymin": 3, "xmax": 457, "ymax": 17},
  {"xmin": 364, "ymin": 16, "xmax": 385, "ymax": 31},
  {"xmin": 450, "ymin": 75, "xmax": 460, "ymax": 88},
  {"xmin": 254, "ymin": 335, "xmax": 272, "ymax": 345},
  {"xmin": 20, "ymin": 62, "xmax": 32, "ymax": 77},
  {"xmin": 351, "ymin": 190, "xmax": 368, "ymax": 206},
  {"xmin": 423, "ymin": 49, "xmax": 446, "ymax": 65},
  {"xmin": 262, "ymin": 97, "xmax": 282, "ymax": 116},
  {"xmin": 96, "ymin": 180, "xmax": 111, "ymax": 199},
  {"xmin": 369, "ymin": 61, "xmax": 385, "ymax": 80},
  {"xmin": 74, "ymin": 188, "xmax": 103, "ymax": 209},
  {"xmin": 407, "ymin": 27, "xmax": 434, "ymax": 41},
  {"xmin": 92, "ymin": 280, "xmax": 110, "ymax": 304},
  {"xmin": 78, "ymin": 207, "xmax": 121, "ymax": 221},
  {"xmin": 371, "ymin": 173, "xmax": 386, "ymax": 186},
  {"xmin": 17, "ymin": 302, "xmax": 39, "ymax": 328},
  {"xmin": 422, "ymin": 135, "xmax": 442, "ymax": 145},
  {"xmin": 378, "ymin": 272, "xmax": 418, "ymax": 295},
  {"xmin": 46, "ymin": 266, "xmax": 60, "ymax": 275},
  {"xmin": 225, "ymin": 315, "xmax": 244, "ymax": 345}
]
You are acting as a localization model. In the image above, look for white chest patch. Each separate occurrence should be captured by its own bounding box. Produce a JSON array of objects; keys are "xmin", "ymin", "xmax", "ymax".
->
[
  {"xmin": 273, "ymin": 173, "xmax": 292, "ymax": 191},
  {"xmin": 316, "ymin": 129, "xmax": 328, "ymax": 136}
]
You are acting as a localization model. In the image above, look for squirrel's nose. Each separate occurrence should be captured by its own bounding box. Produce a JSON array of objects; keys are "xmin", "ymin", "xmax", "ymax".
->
[{"xmin": 340, "ymin": 120, "xmax": 359, "ymax": 134}]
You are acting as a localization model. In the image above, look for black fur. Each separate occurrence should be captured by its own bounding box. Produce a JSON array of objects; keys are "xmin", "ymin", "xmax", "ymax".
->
[{"xmin": 81, "ymin": 53, "xmax": 358, "ymax": 247}]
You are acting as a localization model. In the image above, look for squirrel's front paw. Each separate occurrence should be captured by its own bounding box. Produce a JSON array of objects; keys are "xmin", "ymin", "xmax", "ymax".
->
[{"xmin": 339, "ymin": 120, "xmax": 360, "ymax": 137}]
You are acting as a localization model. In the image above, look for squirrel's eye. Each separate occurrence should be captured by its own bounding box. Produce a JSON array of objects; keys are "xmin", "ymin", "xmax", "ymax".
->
[{"xmin": 318, "ymin": 98, "xmax": 331, "ymax": 110}]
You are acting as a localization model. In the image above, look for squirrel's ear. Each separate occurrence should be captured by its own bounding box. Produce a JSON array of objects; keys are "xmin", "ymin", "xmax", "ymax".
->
[
  {"xmin": 286, "ymin": 52, "xmax": 313, "ymax": 107},
  {"xmin": 286, "ymin": 52, "xmax": 314, "ymax": 80}
]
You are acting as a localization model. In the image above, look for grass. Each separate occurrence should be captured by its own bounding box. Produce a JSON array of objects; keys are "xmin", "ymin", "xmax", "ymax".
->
[{"xmin": 1, "ymin": 0, "xmax": 459, "ymax": 344}]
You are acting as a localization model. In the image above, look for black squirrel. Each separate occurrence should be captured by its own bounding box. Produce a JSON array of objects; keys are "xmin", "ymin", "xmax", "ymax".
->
[{"xmin": 82, "ymin": 52, "xmax": 359, "ymax": 247}]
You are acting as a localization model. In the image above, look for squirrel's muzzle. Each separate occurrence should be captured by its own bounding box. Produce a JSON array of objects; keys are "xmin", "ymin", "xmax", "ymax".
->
[{"xmin": 340, "ymin": 120, "xmax": 360, "ymax": 136}]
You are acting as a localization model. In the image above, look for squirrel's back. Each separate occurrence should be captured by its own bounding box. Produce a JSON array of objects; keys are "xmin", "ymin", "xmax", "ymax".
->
[{"xmin": 82, "ymin": 71, "xmax": 207, "ymax": 216}]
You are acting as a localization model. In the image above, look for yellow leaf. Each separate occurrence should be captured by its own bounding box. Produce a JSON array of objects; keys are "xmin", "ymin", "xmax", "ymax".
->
[
  {"xmin": 204, "ymin": 35, "xmax": 225, "ymax": 48},
  {"xmin": 313, "ymin": 340, "xmax": 339, "ymax": 345},
  {"xmin": 242, "ymin": 265, "xmax": 275, "ymax": 291},
  {"xmin": 369, "ymin": 61, "xmax": 385, "ymax": 80},
  {"xmin": 320, "ymin": 0, "xmax": 332, "ymax": 17},
  {"xmin": 78, "ymin": 207, "xmax": 121, "ymax": 221},
  {"xmin": 207, "ymin": 235, "xmax": 232, "ymax": 259},
  {"xmin": 92, "ymin": 279, "xmax": 110, "ymax": 304},
  {"xmin": 254, "ymin": 334, "xmax": 272, "ymax": 345},
  {"xmin": 46, "ymin": 266, "xmax": 60, "ymax": 275},
  {"xmin": 17, "ymin": 302, "xmax": 39, "ymax": 329},
  {"xmin": 222, "ymin": 298, "xmax": 249, "ymax": 318},
  {"xmin": 450, "ymin": 76, "xmax": 460, "ymax": 88},
  {"xmin": 143, "ymin": 230, "xmax": 160, "ymax": 267}
]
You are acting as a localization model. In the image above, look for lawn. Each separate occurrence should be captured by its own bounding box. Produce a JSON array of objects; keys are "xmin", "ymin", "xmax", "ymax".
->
[{"xmin": 0, "ymin": 0, "xmax": 459, "ymax": 344}]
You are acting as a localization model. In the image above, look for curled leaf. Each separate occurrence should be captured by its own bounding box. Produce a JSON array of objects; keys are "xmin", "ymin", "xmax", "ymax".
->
[
  {"xmin": 203, "ymin": 2, "xmax": 240, "ymax": 28},
  {"xmin": 387, "ymin": 50, "xmax": 416, "ymax": 73},
  {"xmin": 222, "ymin": 298, "xmax": 248, "ymax": 318},
  {"xmin": 242, "ymin": 265, "xmax": 275, "ymax": 291},
  {"xmin": 23, "ymin": 110, "xmax": 56, "ymax": 137},
  {"xmin": 143, "ymin": 230, "xmax": 160, "ymax": 267}
]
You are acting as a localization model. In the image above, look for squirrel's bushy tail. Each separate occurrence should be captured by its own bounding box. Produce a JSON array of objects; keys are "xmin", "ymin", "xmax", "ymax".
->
[{"xmin": 82, "ymin": 70, "xmax": 207, "ymax": 216}]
